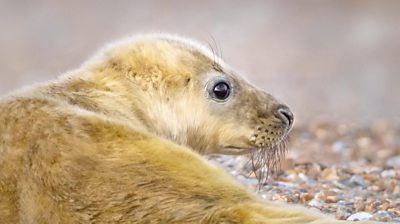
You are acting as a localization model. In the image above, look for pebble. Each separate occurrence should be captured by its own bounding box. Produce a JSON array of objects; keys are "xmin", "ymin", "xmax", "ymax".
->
[
  {"xmin": 333, "ymin": 141, "xmax": 349, "ymax": 153},
  {"xmin": 381, "ymin": 169, "xmax": 396, "ymax": 178},
  {"xmin": 336, "ymin": 206, "xmax": 352, "ymax": 220},
  {"xmin": 308, "ymin": 199, "xmax": 324, "ymax": 208},
  {"xmin": 392, "ymin": 218, "xmax": 400, "ymax": 223},
  {"xmin": 349, "ymin": 175, "xmax": 368, "ymax": 189},
  {"xmin": 386, "ymin": 156, "xmax": 400, "ymax": 168},
  {"xmin": 332, "ymin": 180, "xmax": 349, "ymax": 189},
  {"xmin": 320, "ymin": 168, "xmax": 339, "ymax": 181},
  {"xmin": 354, "ymin": 199, "xmax": 366, "ymax": 211},
  {"xmin": 373, "ymin": 210, "xmax": 393, "ymax": 222},
  {"xmin": 300, "ymin": 192, "xmax": 314, "ymax": 203},
  {"xmin": 347, "ymin": 212, "xmax": 373, "ymax": 221}
]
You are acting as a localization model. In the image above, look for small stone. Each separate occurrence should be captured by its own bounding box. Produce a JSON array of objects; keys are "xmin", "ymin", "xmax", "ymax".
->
[
  {"xmin": 314, "ymin": 190, "xmax": 339, "ymax": 203},
  {"xmin": 272, "ymin": 194, "xmax": 288, "ymax": 202},
  {"xmin": 321, "ymin": 168, "xmax": 339, "ymax": 181},
  {"xmin": 369, "ymin": 185, "xmax": 383, "ymax": 192},
  {"xmin": 347, "ymin": 212, "xmax": 373, "ymax": 221},
  {"xmin": 385, "ymin": 179, "xmax": 398, "ymax": 193},
  {"xmin": 378, "ymin": 202, "xmax": 390, "ymax": 211},
  {"xmin": 276, "ymin": 181, "xmax": 299, "ymax": 189},
  {"xmin": 336, "ymin": 206, "xmax": 352, "ymax": 220},
  {"xmin": 281, "ymin": 158, "xmax": 295, "ymax": 170},
  {"xmin": 308, "ymin": 199, "xmax": 324, "ymax": 208},
  {"xmin": 373, "ymin": 210, "xmax": 393, "ymax": 222},
  {"xmin": 315, "ymin": 128, "xmax": 328, "ymax": 140},
  {"xmin": 314, "ymin": 191, "xmax": 326, "ymax": 201},
  {"xmin": 393, "ymin": 185, "xmax": 400, "ymax": 193},
  {"xmin": 362, "ymin": 174, "xmax": 377, "ymax": 182},
  {"xmin": 305, "ymin": 163, "xmax": 322, "ymax": 179},
  {"xmin": 333, "ymin": 141, "xmax": 349, "ymax": 153},
  {"xmin": 386, "ymin": 156, "xmax": 400, "ymax": 168},
  {"xmin": 365, "ymin": 201, "xmax": 381, "ymax": 213},
  {"xmin": 300, "ymin": 192, "xmax": 314, "ymax": 203},
  {"xmin": 388, "ymin": 208, "xmax": 400, "ymax": 216},
  {"xmin": 326, "ymin": 195, "xmax": 338, "ymax": 203},
  {"xmin": 337, "ymin": 200, "xmax": 354, "ymax": 207},
  {"xmin": 361, "ymin": 167, "xmax": 378, "ymax": 176},
  {"xmin": 298, "ymin": 173, "xmax": 311, "ymax": 182},
  {"xmin": 349, "ymin": 175, "xmax": 368, "ymax": 189},
  {"xmin": 392, "ymin": 217, "xmax": 400, "ymax": 223},
  {"xmin": 354, "ymin": 199, "xmax": 366, "ymax": 212},
  {"xmin": 333, "ymin": 180, "xmax": 349, "ymax": 189},
  {"xmin": 377, "ymin": 149, "xmax": 394, "ymax": 160},
  {"xmin": 323, "ymin": 190, "xmax": 337, "ymax": 196},
  {"xmin": 244, "ymin": 177, "xmax": 259, "ymax": 186},
  {"xmin": 357, "ymin": 137, "xmax": 371, "ymax": 148},
  {"xmin": 381, "ymin": 169, "xmax": 396, "ymax": 178}
]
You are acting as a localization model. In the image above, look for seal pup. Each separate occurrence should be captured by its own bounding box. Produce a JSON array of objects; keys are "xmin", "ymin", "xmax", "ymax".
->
[{"xmin": 0, "ymin": 34, "xmax": 378, "ymax": 223}]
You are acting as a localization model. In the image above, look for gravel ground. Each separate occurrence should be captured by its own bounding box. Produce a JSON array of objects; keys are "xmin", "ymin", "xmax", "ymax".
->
[{"xmin": 209, "ymin": 120, "xmax": 400, "ymax": 223}]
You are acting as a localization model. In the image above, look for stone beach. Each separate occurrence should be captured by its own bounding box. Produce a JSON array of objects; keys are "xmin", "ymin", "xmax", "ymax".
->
[{"xmin": 209, "ymin": 120, "xmax": 400, "ymax": 223}]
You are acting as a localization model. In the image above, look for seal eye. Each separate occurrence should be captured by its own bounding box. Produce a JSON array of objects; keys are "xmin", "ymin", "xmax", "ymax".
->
[{"xmin": 213, "ymin": 82, "xmax": 231, "ymax": 100}]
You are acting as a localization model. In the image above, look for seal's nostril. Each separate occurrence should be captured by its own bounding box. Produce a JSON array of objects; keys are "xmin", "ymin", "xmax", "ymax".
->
[{"xmin": 277, "ymin": 105, "xmax": 294, "ymax": 127}]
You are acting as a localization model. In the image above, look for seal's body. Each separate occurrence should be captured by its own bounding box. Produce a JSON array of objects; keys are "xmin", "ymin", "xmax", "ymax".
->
[{"xmin": 0, "ymin": 34, "xmax": 373, "ymax": 223}]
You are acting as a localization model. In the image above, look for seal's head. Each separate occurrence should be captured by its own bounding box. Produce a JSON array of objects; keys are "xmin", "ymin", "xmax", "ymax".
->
[{"xmin": 83, "ymin": 33, "xmax": 293, "ymax": 180}]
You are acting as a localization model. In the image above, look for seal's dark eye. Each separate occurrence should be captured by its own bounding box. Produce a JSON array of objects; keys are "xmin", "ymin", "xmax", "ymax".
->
[{"xmin": 213, "ymin": 82, "xmax": 231, "ymax": 100}]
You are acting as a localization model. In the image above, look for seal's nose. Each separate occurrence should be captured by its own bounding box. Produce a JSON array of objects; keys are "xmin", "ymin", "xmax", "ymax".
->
[{"xmin": 276, "ymin": 105, "xmax": 294, "ymax": 128}]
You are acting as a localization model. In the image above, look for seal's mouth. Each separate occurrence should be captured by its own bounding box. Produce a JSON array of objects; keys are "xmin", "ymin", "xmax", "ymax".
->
[{"xmin": 222, "ymin": 146, "xmax": 257, "ymax": 155}]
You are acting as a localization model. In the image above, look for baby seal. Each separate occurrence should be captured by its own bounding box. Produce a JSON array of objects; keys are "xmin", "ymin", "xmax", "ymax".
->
[{"xmin": 0, "ymin": 34, "xmax": 377, "ymax": 223}]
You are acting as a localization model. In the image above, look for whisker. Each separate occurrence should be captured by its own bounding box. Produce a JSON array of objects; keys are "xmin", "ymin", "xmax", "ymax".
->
[
  {"xmin": 247, "ymin": 137, "xmax": 289, "ymax": 190},
  {"xmin": 206, "ymin": 41, "xmax": 217, "ymax": 68},
  {"xmin": 209, "ymin": 34, "xmax": 221, "ymax": 65}
]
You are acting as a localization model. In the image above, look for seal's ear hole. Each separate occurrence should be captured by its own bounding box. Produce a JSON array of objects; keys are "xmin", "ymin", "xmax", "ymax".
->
[{"xmin": 186, "ymin": 78, "xmax": 191, "ymax": 84}]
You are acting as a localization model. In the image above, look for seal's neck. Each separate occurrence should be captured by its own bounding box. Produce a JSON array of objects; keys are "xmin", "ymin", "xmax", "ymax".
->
[
  {"xmin": 48, "ymin": 73, "xmax": 198, "ymax": 151},
  {"xmin": 43, "ymin": 74, "xmax": 144, "ymax": 131}
]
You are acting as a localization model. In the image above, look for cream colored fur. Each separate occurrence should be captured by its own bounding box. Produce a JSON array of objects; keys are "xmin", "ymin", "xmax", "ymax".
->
[{"xmin": 0, "ymin": 33, "xmax": 380, "ymax": 223}]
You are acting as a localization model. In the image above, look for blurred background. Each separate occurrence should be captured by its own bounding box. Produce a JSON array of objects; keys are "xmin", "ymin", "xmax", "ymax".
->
[{"xmin": 1, "ymin": 0, "xmax": 399, "ymax": 125}]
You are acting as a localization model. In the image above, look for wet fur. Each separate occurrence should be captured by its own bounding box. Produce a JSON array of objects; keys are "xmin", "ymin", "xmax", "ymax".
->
[{"xmin": 0, "ymin": 34, "xmax": 379, "ymax": 223}]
